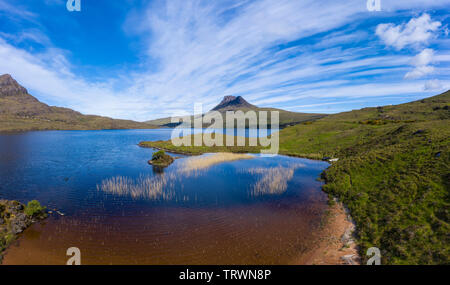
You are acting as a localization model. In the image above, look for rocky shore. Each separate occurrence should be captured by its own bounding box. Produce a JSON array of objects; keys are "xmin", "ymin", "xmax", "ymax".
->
[
  {"xmin": 0, "ymin": 200, "xmax": 47, "ymax": 263},
  {"xmin": 293, "ymin": 199, "xmax": 360, "ymax": 265}
]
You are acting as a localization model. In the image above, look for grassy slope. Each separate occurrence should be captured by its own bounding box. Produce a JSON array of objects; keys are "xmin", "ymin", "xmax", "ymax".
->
[
  {"xmin": 0, "ymin": 114, "xmax": 158, "ymax": 132},
  {"xmin": 0, "ymin": 75, "xmax": 158, "ymax": 132},
  {"xmin": 281, "ymin": 91, "xmax": 449, "ymax": 264},
  {"xmin": 140, "ymin": 91, "xmax": 450, "ymax": 264},
  {"xmin": 139, "ymin": 134, "xmax": 263, "ymax": 155},
  {"xmin": 0, "ymin": 97, "xmax": 158, "ymax": 132},
  {"xmin": 145, "ymin": 107, "xmax": 325, "ymax": 128}
]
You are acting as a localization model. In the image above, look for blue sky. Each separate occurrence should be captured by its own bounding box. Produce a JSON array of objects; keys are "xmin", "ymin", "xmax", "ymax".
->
[{"xmin": 0, "ymin": 0, "xmax": 449, "ymax": 121}]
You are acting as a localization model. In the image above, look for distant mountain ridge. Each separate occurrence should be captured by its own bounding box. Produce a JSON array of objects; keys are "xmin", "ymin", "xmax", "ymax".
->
[
  {"xmin": 146, "ymin": 95, "xmax": 326, "ymax": 128},
  {"xmin": 0, "ymin": 74, "xmax": 157, "ymax": 132},
  {"xmin": 211, "ymin": 95, "xmax": 257, "ymax": 111}
]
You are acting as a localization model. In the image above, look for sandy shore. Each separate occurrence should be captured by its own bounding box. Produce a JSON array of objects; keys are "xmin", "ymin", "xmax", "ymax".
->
[{"xmin": 292, "ymin": 200, "xmax": 361, "ymax": 265}]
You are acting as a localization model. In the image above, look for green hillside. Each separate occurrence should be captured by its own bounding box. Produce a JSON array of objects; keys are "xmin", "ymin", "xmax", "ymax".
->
[
  {"xmin": 145, "ymin": 95, "xmax": 325, "ymax": 128},
  {"xmin": 0, "ymin": 74, "xmax": 158, "ymax": 132},
  {"xmin": 140, "ymin": 90, "xmax": 450, "ymax": 264}
]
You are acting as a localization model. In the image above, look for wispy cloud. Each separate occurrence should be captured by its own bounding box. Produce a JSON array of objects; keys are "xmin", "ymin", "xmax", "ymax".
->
[
  {"xmin": 0, "ymin": 0, "xmax": 37, "ymax": 21},
  {"xmin": 424, "ymin": 79, "xmax": 444, "ymax": 91},
  {"xmin": 405, "ymin": 48, "xmax": 435, "ymax": 79},
  {"xmin": 0, "ymin": 0, "xmax": 449, "ymax": 120}
]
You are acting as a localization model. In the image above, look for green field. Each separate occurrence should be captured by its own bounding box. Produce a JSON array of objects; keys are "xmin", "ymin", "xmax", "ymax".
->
[
  {"xmin": 0, "ymin": 114, "xmax": 157, "ymax": 133},
  {"xmin": 140, "ymin": 90, "xmax": 450, "ymax": 264}
]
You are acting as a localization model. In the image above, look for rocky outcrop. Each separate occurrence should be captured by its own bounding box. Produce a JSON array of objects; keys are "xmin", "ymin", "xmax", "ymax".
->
[
  {"xmin": 340, "ymin": 254, "xmax": 358, "ymax": 265},
  {"xmin": 0, "ymin": 74, "xmax": 28, "ymax": 97},
  {"xmin": 10, "ymin": 213, "xmax": 30, "ymax": 235},
  {"xmin": 0, "ymin": 200, "xmax": 47, "ymax": 263}
]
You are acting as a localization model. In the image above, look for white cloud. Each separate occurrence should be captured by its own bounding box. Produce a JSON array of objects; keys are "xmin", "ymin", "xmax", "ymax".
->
[
  {"xmin": 404, "ymin": 65, "xmax": 434, "ymax": 79},
  {"xmin": 376, "ymin": 14, "xmax": 441, "ymax": 50},
  {"xmin": 405, "ymin": 48, "xmax": 435, "ymax": 79},
  {"xmin": 0, "ymin": 1, "xmax": 449, "ymax": 120},
  {"xmin": 423, "ymin": 79, "xmax": 443, "ymax": 91},
  {"xmin": 2, "ymin": 0, "xmax": 370, "ymax": 119},
  {"xmin": 411, "ymin": 48, "xmax": 434, "ymax": 66},
  {"xmin": 0, "ymin": 0, "xmax": 37, "ymax": 21},
  {"xmin": 0, "ymin": 29, "xmax": 51, "ymax": 46},
  {"xmin": 0, "ymin": 39, "xmax": 157, "ymax": 121}
]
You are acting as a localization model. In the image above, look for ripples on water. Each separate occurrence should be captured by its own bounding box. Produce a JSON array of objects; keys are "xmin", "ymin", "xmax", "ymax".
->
[{"xmin": 0, "ymin": 130, "xmax": 330, "ymax": 265}]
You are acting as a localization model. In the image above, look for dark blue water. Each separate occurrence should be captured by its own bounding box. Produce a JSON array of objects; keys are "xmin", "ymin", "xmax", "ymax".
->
[
  {"xmin": 0, "ymin": 129, "xmax": 174, "ymax": 213},
  {"xmin": 0, "ymin": 129, "xmax": 326, "ymax": 212},
  {"xmin": 0, "ymin": 129, "xmax": 330, "ymax": 265}
]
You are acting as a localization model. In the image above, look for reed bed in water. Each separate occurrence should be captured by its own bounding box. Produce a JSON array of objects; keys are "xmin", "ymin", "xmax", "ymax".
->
[
  {"xmin": 180, "ymin": 152, "xmax": 253, "ymax": 174},
  {"xmin": 98, "ymin": 157, "xmax": 304, "ymax": 200},
  {"xmin": 97, "ymin": 174, "xmax": 176, "ymax": 200},
  {"xmin": 244, "ymin": 164, "xmax": 305, "ymax": 196}
]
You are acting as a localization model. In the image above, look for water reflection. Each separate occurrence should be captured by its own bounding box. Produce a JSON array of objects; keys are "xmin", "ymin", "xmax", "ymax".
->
[
  {"xmin": 243, "ymin": 163, "xmax": 305, "ymax": 196},
  {"xmin": 97, "ymin": 155, "xmax": 308, "ymax": 201},
  {"xmin": 0, "ymin": 130, "xmax": 330, "ymax": 265},
  {"xmin": 179, "ymin": 152, "xmax": 253, "ymax": 176},
  {"xmin": 97, "ymin": 174, "xmax": 177, "ymax": 201},
  {"xmin": 151, "ymin": 165, "xmax": 166, "ymax": 174},
  {"xmin": 97, "ymin": 152, "xmax": 256, "ymax": 201}
]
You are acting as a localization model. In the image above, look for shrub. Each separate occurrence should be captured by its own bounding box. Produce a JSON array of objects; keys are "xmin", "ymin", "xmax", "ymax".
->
[
  {"xmin": 152, "ymin": 150, "xmax": 166, "ymax": 160},
  {"xmin": 327, "ymin": 194, "xmax": 336, "ymax": 206},
  {"xmin": 0, "ymin": 236, "xmax": 5, "ymax": 248},
  {"xmin": 24, "ymin": 200, "xmax": 46, "ymax": 217}
]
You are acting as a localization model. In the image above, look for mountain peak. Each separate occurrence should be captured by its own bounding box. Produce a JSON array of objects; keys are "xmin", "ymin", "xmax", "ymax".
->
[
  {"xmin": 0, "ymin": 74, "xmax": 13, "ymax": 80},
  {"xmin": 211, "ymin": 95, "xmax": 257, "ymax": 111},
  {"xmin": 0, "ymin": 74, "xmax": 28, "ymax": 97}
]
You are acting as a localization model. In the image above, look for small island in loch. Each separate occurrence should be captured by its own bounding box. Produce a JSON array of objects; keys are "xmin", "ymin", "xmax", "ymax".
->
[{"xmin": 148, "ymin": 150, "xmax": 175, "ymax": 167}]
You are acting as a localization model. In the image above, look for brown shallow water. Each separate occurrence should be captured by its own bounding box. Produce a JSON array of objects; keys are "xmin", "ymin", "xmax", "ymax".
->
[
  {"xmin": 0, "ymin": 131, "xmax": 330, "ymax": 265},
  {"xmin": 4, "ymin": 187, "xmax": 327, "ymax": 265}
]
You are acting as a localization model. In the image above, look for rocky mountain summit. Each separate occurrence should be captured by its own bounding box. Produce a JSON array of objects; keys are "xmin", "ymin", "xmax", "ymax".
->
[
  {"xmin": 0, "ymin": 74, "xmax": 28, "ymax": 97},
  {"xmin": 211, "ymin": 95, "xmax": 257, "ymax": 111},
  {"xmin": 146, "ymin": 95, "xmax": 326, "ymax": 128}
]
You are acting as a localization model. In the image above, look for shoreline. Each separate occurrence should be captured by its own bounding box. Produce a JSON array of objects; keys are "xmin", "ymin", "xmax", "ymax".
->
[
  {"xmin": 140, "ymin": 144, "xmax": 198, "ymax": 156},
  {"xmin": 138, "ymin": 143, "xmax": 327, "ymax": 161},
  {"xmin": 141, "ymin": 144, "xmax": 360, "ymax": 265},
  {"xmin": 2, "ymin": 144, "xmax": 359, "ymax": 265},
  {"xmin": 293, "ymin": 200, "xmax": 360, "ymax": 265},
  {"xmin": 0, "ymin": 127, "xmax": 160, "ymax": 135},
  {"xmin": 0, "ymin": 200, "xmax": 47, "ymax": 264}
]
